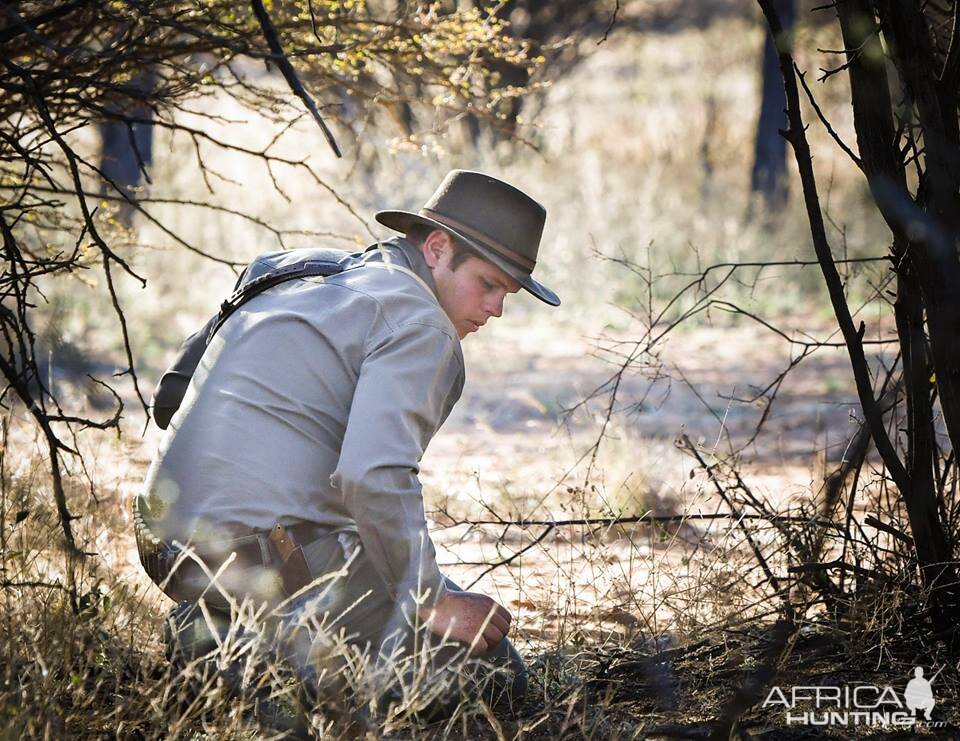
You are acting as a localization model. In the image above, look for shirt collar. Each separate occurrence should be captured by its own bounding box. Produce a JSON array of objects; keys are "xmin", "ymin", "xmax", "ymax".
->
[{"xmin": 363, "ymin": 236, "xmax": 439, "ymax": 298}]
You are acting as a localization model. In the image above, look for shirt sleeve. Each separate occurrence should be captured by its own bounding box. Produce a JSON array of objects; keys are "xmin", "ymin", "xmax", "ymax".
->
[{"xmin": 330, "ymin": 319, "xmax": 463, "ymax": 611}]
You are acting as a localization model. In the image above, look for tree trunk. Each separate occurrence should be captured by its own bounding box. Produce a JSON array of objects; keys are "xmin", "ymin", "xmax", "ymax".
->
[
  {"xmin": 97, "ymin": 69, "xmax": 156, "ymax": 226},
  {"xmin": 877, "ymin": 1, "xmax": 960, "ymax": 463},
  {"xmin": 751, "ymin": 0, "xmax": 794, "ymax": 208},
  {"xmin": 837, "ymin": 0, "xmax": 960, "ymax": 631},
  {"xmin": 894, "ymin": 241, "xmax": 957, "ymax": 623}
]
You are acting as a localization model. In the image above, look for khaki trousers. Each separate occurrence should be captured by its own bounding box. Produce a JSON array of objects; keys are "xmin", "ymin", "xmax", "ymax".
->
[{"xmin": 164, "ymin": 528, "xmax": 527, "ymax": 719}]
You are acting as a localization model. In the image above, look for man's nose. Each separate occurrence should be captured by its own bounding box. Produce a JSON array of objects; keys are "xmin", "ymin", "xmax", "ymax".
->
[{"xmin": 485, "ymin": 293, "xmax": 504, "ymax": 318}]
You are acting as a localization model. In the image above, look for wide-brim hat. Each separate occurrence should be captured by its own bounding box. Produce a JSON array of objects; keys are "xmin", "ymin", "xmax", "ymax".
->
[{"xmin": 376, "ymin": 170, "xmax": 560, "ymax": 306}]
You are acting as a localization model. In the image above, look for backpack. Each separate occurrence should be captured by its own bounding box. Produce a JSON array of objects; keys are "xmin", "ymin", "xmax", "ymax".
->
[{"xmin": 151, "ymin": 247, "xmax": 357, "ymax": 429}]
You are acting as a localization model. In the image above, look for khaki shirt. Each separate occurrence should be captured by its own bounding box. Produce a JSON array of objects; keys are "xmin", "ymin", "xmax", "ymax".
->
[{"xmin": 141, "ymin": 239, "xmax": 463, "ymax": 605}]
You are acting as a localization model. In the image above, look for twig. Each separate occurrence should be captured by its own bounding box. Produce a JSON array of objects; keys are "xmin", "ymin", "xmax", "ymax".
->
[
  {"xmin": 465, "ymin": 525, "xmax": 554, "ymax": 590},
  {"xmin": 940, "ymin": 0, "xmax": 960, "ymax": 88},
  {"xmin": 249, "ymin": 0, "xmax": 342, "ymax": 158},
  {"xmin": 796, "ymin": 63, "xmax": 863, "ymax": 169},
  {"xmin": 757, "ymin": 0, "xmax": 909, "ymax": 495},
  {"xmin": 1, "ymin": 579, "xmax": 63, "ymax": 590},
  {"xmin": 434, "ymin": 511, "xmax": 842, "ymax": 531},
  {"xmin": 788, "ymin": 559, "xmax": 883, "ymax": 579},
  {"xmin": 598, "ymin": 0, "xmax": 620, "ymax": 45},
  {"xmin": 679, "ymin": 434, "xmax": 783, "ymax": 596},
  {"xmin": 863, "ymin": 514, "xmax": 914, "ymax": 546}
]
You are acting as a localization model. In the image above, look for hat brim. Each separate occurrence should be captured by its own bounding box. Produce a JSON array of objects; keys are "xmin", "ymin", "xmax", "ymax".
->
[{"xmin": 376, "ymin": 209, "xmax": 561, "ymax": 307}]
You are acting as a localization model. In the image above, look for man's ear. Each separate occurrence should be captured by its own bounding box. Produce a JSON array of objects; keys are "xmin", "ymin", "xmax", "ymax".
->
[{"xmin": 420, "ymin": 229, "xmax": 453, "ymax": 269}]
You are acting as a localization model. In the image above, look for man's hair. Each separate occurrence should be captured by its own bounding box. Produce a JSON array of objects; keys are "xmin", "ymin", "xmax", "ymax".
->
[{"xmin": 405, "ymin": 224, "xmax": 475, "ymax": 270}]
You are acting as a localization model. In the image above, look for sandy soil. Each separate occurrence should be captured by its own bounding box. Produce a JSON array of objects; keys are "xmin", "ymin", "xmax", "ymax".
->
[{"xmin": 426, "ymin": 316, "xmax": 876, "ymax": 502}]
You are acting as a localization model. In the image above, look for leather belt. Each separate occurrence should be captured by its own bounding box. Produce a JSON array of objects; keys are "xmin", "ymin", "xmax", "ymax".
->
[
  {"xmin": 196, "ymin": 522, "xmax": 323, "ymax": 568},
  {"xmin": 134, "ymin": 501, "xmax": 330, "ymax": 596}
]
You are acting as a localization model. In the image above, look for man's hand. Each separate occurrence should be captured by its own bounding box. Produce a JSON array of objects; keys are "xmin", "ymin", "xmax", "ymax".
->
[{"xmin": 420, "ymin": 591, "xmax": 511, "ymax": 654}]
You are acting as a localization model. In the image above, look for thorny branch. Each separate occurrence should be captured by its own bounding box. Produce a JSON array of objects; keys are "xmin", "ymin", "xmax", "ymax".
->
[{"xmin": 248, "ymin": 0, "xmax": 341, "ymax": 158}]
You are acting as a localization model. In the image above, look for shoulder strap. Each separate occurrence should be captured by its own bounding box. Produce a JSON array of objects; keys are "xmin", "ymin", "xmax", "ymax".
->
[{"xmin": 206, "ymin": 259, "xmax": 343, "ymax": 343}]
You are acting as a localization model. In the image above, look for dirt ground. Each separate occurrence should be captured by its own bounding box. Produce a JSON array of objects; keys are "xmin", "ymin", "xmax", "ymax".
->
[
  {"xmin": 431, "ymin": 316, "xmax": 870, "ymax": 484},
  {"xmin": 429, "ymin": 314, "xmax": 871, "ymax": 501}
]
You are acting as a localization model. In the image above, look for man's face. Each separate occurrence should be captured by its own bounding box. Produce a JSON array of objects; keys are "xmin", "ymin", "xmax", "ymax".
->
[{"xmin": 421, "ymin": 230, "xmax": 521, "ymax": 339}]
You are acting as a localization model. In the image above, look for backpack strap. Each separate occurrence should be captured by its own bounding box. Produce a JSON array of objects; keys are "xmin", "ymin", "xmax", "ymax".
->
[{"xmin": 206, "ymin": 259, "xmax": 343, "ymax": 343}]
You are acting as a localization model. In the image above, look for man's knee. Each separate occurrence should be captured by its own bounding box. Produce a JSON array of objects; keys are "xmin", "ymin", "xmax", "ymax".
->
[{"xmin": 482, "ymin": 636, "xmax": 527, "ymax": 707}]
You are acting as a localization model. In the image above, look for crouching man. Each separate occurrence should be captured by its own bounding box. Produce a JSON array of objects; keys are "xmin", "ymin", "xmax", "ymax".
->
[{"xmin": 133, "ymin": 170, "xmax": 560, "ymax": 725}]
